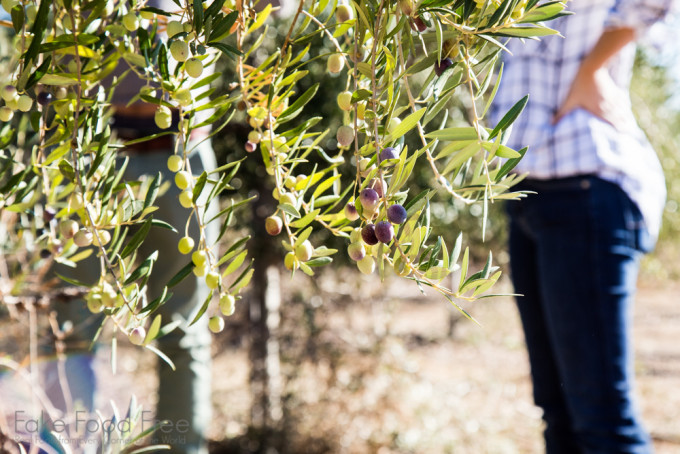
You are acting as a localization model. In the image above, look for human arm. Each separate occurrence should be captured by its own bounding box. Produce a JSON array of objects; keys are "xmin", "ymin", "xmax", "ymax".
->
[
  {"xmin": 552, "ymin": 26, "xmax": 635, "ymax": 127},
  {"xmin": 552, "ymin": 0, "xmax": 674, "ymax": 127}
]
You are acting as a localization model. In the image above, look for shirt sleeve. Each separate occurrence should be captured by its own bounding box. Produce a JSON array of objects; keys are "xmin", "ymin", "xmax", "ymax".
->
[{"xmin": 605, "ymin": 0, "xmax": 676, "ymax": 33}]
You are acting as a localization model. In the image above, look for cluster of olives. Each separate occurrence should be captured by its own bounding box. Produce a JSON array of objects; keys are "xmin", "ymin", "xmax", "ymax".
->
[
  {"xmin": 86, "ymin": 281, "xmax": 124, "ymax": 314},
  {"xmin": 167, "ymin": 154, "xmax": 237, "ymax": 332},
  {"xmin": 345, "ymin": 199, "xmax": 407, "ymax": 274},
  {"xmin": 264, "ymin": 185, "xmax": 320, "ymax": 271},
  {"xmin": 1, "ymin": 84, "xmax": 69, "ymax": 122},
  {"xmin": 341, "ymin": 153, "xmax": 409, "ymax": 274}
]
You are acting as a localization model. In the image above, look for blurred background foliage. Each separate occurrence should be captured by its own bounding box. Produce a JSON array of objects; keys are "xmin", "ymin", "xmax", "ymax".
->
[{"xmin": 630, "ymin": 48, "xmax": 680, "ymax": 281}]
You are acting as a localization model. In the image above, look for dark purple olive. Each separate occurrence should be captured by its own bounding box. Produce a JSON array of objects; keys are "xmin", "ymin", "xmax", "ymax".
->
[
  {"xmin": 435, "ymin": 58, "xmax": 454, "ymax": 77},
  {"xmin": 37, "ymin": 91, "xmax": 53, "ymax": 106},
  {"xmin": 361, "ymin": 224, "xmax": 379, "ymax": 245},
  {"xmin": 43, "ymin": 206, "xmax": 56, "ymax": 222},
  {"xmin": 410, "ymin": 17, "xmax": 427, "ymax": 33},
  {"xmin": 360, "ymin": 188, "xmax": 380, "ymax": 211},
  {"xmin": 375, "ymin": 221, "xmax": 394, "ymax": 244},
  {"xmin": 387, "ymin": 204, "xmax": 407, "ymax": 225},
  {"xmin": 40, "ymin": 249, "xmax": 51, "ymax": 259},
  {"xmin": 379, "ymin": 147, "xmax": 399, "ymax": 164}
]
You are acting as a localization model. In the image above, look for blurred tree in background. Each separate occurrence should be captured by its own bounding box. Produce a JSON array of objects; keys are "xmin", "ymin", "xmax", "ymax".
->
[{"xmin": 631, "ymin": 47, "xmax": 680, "ymax": 280}]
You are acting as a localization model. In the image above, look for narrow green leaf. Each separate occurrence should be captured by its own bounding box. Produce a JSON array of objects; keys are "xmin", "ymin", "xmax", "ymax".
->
[
  {"xmin": 144, "ymin": 315, "xmax": 162, "ymax": 344},
  {"xmin": 208, "ymin": 42, "xmax": 241, "ymax": 58},
  {"xmin": 143, "ymin": 172, "xmax": 161, "ymax": 210},
  {"xmin": 306, "ymin": 256, "xmax": 332, "ymax": 267},
  {"xmin": 167, "ymin": 261, "xmax": 193, "ymax": 288},
  {"xmin": 120, "ymin": 218, "xmax": 153, "ymax": 259},
  {"xmin": 229, "ymin": 264, "xmax": 254, "ymax": 292},
  {"xmin": 385, "ymin": 108, "xmax": 426, "ymax": 142},
  {"xmin": 192, "ymin": 171, "xmax": 208, "ymax": 203},
  {"xmin": 222, "ymin": 250, "xmax": 247, "ymax": 277},
  {"xmin": 277, "ymin": 83, "xmax": 319, "ymax": 123},
  {"xmin": 193, "ymin": 0, "xmax": 204, "ymax": 34},
  {"xmin": 489, "ymin": 95, "xmax": 529, "ymax": 140},
  {"xmin": 458, "ymin": 247, "xmax": 469, "ymax": 290},
  {"xmin": 427, "ymin": 126, "xmax": 480, "ymax": 141},
  {"xmin": 290, "ymin": 209, "xmax": 320, "ymax": 229},
  {"xmin": 11, "ymin": 5, "xmax": 24, "ymax": 34},
  {"xmin": 279, "ymin": 203, "xmax": 301, "ymax": 218},
  {"xmin": 189, "ymin": 290, "xmax": 213, "ymax": 326},
  {"xmin": 312, "ymin": 175, "xmax": 341, "ymax": 199},
  {"xmin": 124, "ymin": 251, "xmax": 158, "ymax": 286},
  {"xmin": 145, "ymin": 344, "xmax": 176, "ymax": 371},
  {"xmin": 158, "ymin": 43, "xmax": 169, "ymax": 80}
]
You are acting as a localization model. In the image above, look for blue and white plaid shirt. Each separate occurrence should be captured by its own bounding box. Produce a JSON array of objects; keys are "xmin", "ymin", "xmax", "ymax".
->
[{"xmin": 492, "ymin": 0, "xmax": 675, "ymax": 237}]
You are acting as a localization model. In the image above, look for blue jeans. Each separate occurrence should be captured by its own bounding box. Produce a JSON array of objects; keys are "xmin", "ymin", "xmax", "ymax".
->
[{"xmin": 507, "ymin": 176, "xmax": 653, "ymax": 454}]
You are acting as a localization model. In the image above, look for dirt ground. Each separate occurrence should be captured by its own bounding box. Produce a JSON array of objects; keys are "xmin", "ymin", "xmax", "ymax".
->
[{"xmin": 1, "ymin": 270, "xmax": 679, "ymax": 453}]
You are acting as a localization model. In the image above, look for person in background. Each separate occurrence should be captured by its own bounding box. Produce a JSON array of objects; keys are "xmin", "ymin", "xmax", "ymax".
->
[
  {"xmin": 43, "ymin": 2, "xmax": 217, "ymax": 453},
  {"xmin": 492, "ymin": 0, "xmax": 674, "ymax": 452}
]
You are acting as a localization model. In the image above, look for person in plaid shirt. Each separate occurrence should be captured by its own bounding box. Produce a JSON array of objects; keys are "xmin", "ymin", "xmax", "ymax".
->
[{"xmin": 492, "ymin": 0, "xmax": 676, "ymax": 452}]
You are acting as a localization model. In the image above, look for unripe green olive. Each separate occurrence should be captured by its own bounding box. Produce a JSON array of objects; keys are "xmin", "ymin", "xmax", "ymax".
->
[
  {"xmin": 122, "ymin": 12, "xmax": 139, "ymax": 32},
  {"xmin": 17, "ymin": 95, "xmax": 33, "ymax": 112},
  {"xmin": 337, "ymin": 91, "xmax": 352, "ymax": 111},
  {"xmin": 295, "ymin": 240, "xmax": 313, "ymax": 262},
  {"xmin": 265, "ymin": 215, "xmax": 283, "ymax": 236},
  {"xmin": 129, "ymin": 327, "xmax": 146, "ymax": 345},
  {"xmin": 349, "ymin": 227, "xmax": 362, "ymax": 243},
  {"xmin": 284, "ymin": 176, "xmax": 296, "ymax": 189},
  {"xmin": 87, "ymin": 293, "xmax": 104, "ymax": 313},
  {"xmin": 167, "ymin": 155, "xmax": 183, "ymax": 172},
  {"xmin": 357, "ymin": 256, "xmax": 375, "ymax": 274},
  {"xmin": 387, "ymin": 117, "xmax": 401, "ymax": 134},
  {"xmin": 209, "ymin": 316, "xmax": 225, "ymax": 333},
  {"xmin": 60, "ymin": 219, "xmax": 80, "ymax": 239},
  {"xmin": 179, "ymin": 190, "xmax": 193, "ymax": 208},
  {"xmin": 192, "ymin": 250, "xmax": 207, "ymax": 266},
  {"xmin": 219, "ymin": 293, "xmax": 236, "ymax": 316},
  {"xmin": 175, "ymin": 170, "xmax": 191, "ymax": 190},
  {"xmin": 335, "ymin": 3, "xmax": 354, "ymax": 22},
  {"xmin": 92, "ymin": 230, "xmax": 111, "ymax": 246},
  {"xmin": 73, "ymin": 229, "xmax": 93, "ymax": 247},
  {"xmin": 284, "ymin": 252, "xmax": 298, "ymax": 271},
  {"xmin": 68, "ymin": 192, "xmax": 85, "ymax": 210},
  {"xmin": 174, "ymin": 88, "xmax": 192, "ymax": 107},
  {"xmin": 170, "ymin": 40, "xmax": 190, "ymax": 62},
  {"xmin": 167, "ymin": 20, "xmax": 183, "ymax": 38},
  {"xmin": 327, "ymin": 54, "xmax": 345, "ymax": 74},
  {"xmin": 279, "ymin": 193, "xmax": 297, "ymax": 207},
  {"xmin": 205, "ymin": 271, "xmax": 220, "ymax": 290},
  {"xmin": 155, "ymin": 106, "xmax": 173, "ymax": 129},
  {"xmin": 0, "ymin": 106, "xmax": 13, "ymax": 122},
  {"xmin": 185, "ymin": 57, "xmax": 204, "ymax": 78},
  {"xmin": 178, "ymin": 236, "xmax": 195, "ymax": 254},
  {"xmin": 193, "ymin": 263, "xmax": 208, "ymax": 277},
  {"xmin": 356, "ymin": 103, "xmax": 366, "ymax": 120},
  {"xmin": 1, "ymin": 0, "xmax": 18, "ymax": 11},
  {"xmin": 248, "ymin": 130, "xmax": 261, "ymax": 144},
  {"xmin": 337, "ymin": 125, "xmax": 354, "ymax": 147}
]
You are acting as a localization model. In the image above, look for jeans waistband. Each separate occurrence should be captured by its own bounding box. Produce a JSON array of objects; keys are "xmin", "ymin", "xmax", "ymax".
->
[{"xmin": 518, "ymin": 175, "xmax": 597, "ymax": 192}]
